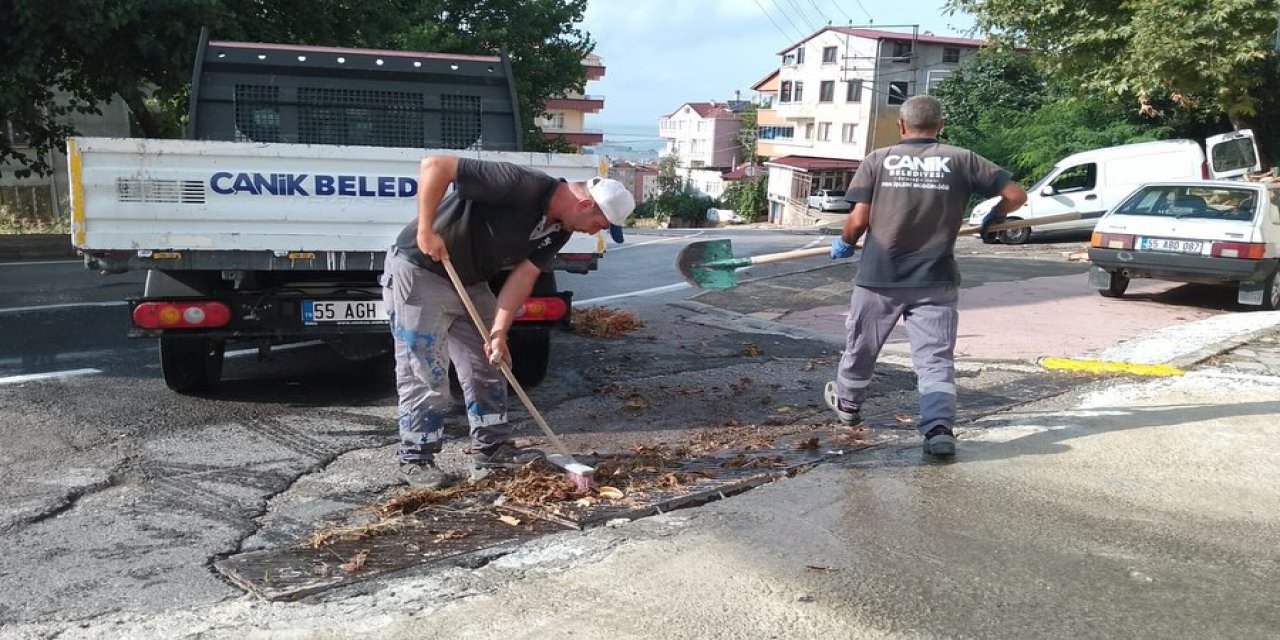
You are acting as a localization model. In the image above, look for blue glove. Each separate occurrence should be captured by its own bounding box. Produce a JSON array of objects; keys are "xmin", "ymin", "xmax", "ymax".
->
[
  {"xmin": 980, "ymin": 210, "xmax": 1006, "ymax": 235},
  {"xmin": 830, "ymin": 238, "xmax": 856, "ymax": 259}
]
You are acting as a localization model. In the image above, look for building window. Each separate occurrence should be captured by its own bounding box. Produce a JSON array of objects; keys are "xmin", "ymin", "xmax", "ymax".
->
[
  {"xmin": 842, "ymin": 123, "xmax": 857, "ymax": 143},
  {"xmin": 819, "ymin": 81, "xmax": 835, "ymax": 103},
  {"xmin": 822, "ymin": 46, "xmax": 838, "ymax": 64},
  {"xmin": 757, "ymin": 125, "xmax": 795, "ymax": 140},
  {"xmin": 3, "ymin": 121, "xmax": 31, "ymax": 146},
  {"xmin": 925, "ymin": 70, "xmax": 951, "ymax": 95},
  {"xmin": 793, "ymin": 81, "xmax": 804, "ymax": 102},
  {"xmin": 782, "ymin": 52, "xmax": 796, "ymax": 66},
  {"xmin": 817, "ymin": 122, "xmax": 831, "ymax": 141},
  {"xmin": 846, "ymin": 80, "xmax": 862, "ymax": 102},
  {"xmin": 891, "ymin": 41, "xmax": 912, "ymax": 62},
  {"xmin": 888, "ymin": 81, "xmax": 910, "ymax": 105},
  {"xmin": 780, "ymin": 81, "xmax": 793, "ymax": 103},
  {"xmin": 795, "ymin": 47, "xmax": 805, "ymax": 64},
  {"xmin": 543, "ymin": 113, "xmax": 565, "ymax": 129},
  {"xmin": 942, "ymin": 47, "xmax": 960, "ymax": 63},
  {"xmin": 803, "ymin": 122, "xmax": 814, "ymax": 140}
]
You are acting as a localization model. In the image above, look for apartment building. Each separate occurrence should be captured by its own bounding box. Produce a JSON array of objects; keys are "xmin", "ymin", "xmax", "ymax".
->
[
  {"xmin": 657, "ymin": 100, "xmax": 747, "ymax": 198},
  {"xmin": 536, "ymin": 53, "xmax": 606, "ymax": 148},
  {"xmin": 757, "ymin": 27, "xmax": 984, "ymax": 224}
]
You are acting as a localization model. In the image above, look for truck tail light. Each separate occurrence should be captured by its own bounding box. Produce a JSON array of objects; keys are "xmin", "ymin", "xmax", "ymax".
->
[
  {"xmin": 514, "ymin": 296, "xmax": 568, "ymax": 322},
  {"xmin": 1091, "ymin": 232, "xmax": 1135, "ymax": 249},
  {"xmin": 1210, "ymin": 241, "xmax": 1266, "ymax": 259},
  {"xmin": 134, "ymin": 301, "xmax": 231, "ymax": 329},
  {"xmin": 1201, "ymin": 161, "xmax": 1209, "ymax": 179}
]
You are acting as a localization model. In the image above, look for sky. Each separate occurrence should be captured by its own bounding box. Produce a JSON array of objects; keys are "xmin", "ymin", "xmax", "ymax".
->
[{"xmin": 578, "ymin": 0, "xmax": 975, "ymax": 132}]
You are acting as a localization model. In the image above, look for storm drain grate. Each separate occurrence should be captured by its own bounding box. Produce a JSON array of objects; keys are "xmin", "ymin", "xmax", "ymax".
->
[
  {"xmin": 215, "ymin": 445, "xmax": 851, "ymax": 601},
  {"xmin": 501, "ymin": 449, "xmax": 826, "ymax": 529},
  {"xmin": 214, "ymin": 508, "xmax": 567, "ymax": 601}
]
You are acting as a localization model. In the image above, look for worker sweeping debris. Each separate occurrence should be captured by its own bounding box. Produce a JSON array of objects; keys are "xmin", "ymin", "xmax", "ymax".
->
[{"xmin": 381, "ymin": 154, "xmax": 636, "ymax": 489}]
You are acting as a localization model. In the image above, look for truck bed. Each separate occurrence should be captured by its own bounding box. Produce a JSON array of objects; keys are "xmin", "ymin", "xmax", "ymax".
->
[{"xmin": 70, "ymin": 137, "xmax": 607, "ymax": 270}]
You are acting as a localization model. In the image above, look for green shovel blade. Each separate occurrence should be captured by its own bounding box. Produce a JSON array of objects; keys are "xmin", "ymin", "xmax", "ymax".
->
[{"xmin": 675, "ymin": 239, "xmax": 752, "ymax": 289}]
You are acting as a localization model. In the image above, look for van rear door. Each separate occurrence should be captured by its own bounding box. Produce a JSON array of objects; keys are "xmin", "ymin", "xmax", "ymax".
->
[{"xmin": 1206, "ymin": 129, "xmax": 1262, "ymax": 180}]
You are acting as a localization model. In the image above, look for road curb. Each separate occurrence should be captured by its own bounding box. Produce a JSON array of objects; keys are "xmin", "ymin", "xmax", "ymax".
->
[{"xmin": 0, "ymin": 234, "xmax": 76, "ymax": 261}]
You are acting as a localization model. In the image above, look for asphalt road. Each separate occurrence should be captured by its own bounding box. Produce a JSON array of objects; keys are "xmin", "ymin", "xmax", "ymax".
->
[{"xmin": 4, "ymin": 227, "xmax": 1252, "ymax": 633}]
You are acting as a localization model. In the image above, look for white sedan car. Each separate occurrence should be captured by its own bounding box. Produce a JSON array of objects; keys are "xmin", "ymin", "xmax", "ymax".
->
[{"xmin": 1087, "ymin": 180, "xmax": 1280, "ymax": 309}]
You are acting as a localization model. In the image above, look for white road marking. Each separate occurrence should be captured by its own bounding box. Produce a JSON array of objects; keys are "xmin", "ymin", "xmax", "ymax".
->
[
  {"xmin": 605, "ymin": 231, "xmax": 707, "ymax": 251},
  {"xmin": 0, "ymin": 368, "xmax": 101, "ymax": 385},
  {"xmin": 575, "ymin": 282, "xmax": 690, "ymax": 306},
  {"xmin": 0, "ymin": 301, "xmax": 128, "ymax": 315},
  {"xmin": 225, "ymin": 341, "xmax": 325, "ymax": 358},
  {"xmin": 0, "ymin": 259, "xmax": 81, "ymax": 267}
]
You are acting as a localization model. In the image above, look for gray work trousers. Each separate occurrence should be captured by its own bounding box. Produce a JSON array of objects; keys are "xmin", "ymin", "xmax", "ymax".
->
[
  {"xmin": 833, "ymin": 284, "xmax": 959, "ymax": 434},
  {"xmin": 380, "ymin": 250, "xmax": 510, "ymax": 462}
]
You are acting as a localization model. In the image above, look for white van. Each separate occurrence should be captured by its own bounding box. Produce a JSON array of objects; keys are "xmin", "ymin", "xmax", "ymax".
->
[{"xmin": 969, "ymin": 131, "xmax": 1261, "ymax": 244}]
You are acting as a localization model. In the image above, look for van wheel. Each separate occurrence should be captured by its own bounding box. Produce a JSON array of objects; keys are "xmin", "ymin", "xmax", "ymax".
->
[
  {"xmin": 1097, "ymin": 271, "xmax": 1129, "ymax": 298},
  {"xmin": 980, "ymin": 232, "xmax": 1001, "ymax": 244},
  {"xmin": 999, "ymin": 221, "xmax": 1031, "ymax": 245}
]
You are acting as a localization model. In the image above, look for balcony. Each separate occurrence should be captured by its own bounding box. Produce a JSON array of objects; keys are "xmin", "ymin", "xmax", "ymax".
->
[
  {"xmin": 540, "ymin": 127, "xmax": 604, "ymax": 146},
  {"xmin": 544, "ymin": 95, "xmax": 605, "ymax": 112}
]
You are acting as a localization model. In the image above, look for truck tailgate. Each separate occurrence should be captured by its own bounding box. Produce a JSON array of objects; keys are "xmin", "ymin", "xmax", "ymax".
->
[{"xmin": 70, "ymin": 137, "xmax": 606, "ymax": 253}]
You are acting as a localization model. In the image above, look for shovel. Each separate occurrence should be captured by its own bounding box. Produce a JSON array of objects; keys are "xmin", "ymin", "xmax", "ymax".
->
[{"xmin": 675, "ymin": 211, "xmax": 1083, "ymax": 289}]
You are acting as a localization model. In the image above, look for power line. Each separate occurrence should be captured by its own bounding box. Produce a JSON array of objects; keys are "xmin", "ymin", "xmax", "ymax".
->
[
  {"xmin": 805, "ymin": 0, "xmax": 833, "ymax": 25},
  {"xmin": 751, "ymin": 0, "xmax": 807, "ymax": 42},
  {"xmin": 845, "ymin": 0, "xmax": 874, "ymax": 23},
  {"xmin": 826, "ymin": 0, "xmax": 854, "ymax": 23},
  {"xmin": 780, "ymin": 0, "xmax": 820, "ymax": 32}
]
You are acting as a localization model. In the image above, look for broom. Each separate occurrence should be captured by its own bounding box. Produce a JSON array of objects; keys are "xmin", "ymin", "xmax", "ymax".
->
[{"xmin": 440, "ymin": 258, "xmax": 595, "ymax": 491}]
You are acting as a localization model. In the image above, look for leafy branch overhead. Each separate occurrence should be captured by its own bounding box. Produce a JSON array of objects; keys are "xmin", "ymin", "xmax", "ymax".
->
[
  {"xmin": 0, "ymin": 0, "xmax": 593, "ymax": 177},
  {"xmin": 947, "ymin": 0, "xmax": 1280, "ymax": 160}
]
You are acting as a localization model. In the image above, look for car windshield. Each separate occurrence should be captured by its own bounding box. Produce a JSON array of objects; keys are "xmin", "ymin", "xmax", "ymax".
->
[{"xmin": 1113, "ymin": 185, "xmax": 1259, "ymax": 222}]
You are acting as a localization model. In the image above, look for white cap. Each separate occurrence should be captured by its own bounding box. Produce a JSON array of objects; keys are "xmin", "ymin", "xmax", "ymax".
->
[{"xmin": 588, "ymin": 177, "xmax": 637, "ymax": 243}]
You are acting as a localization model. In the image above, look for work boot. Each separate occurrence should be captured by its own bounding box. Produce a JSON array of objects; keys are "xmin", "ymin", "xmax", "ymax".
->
[
  {"xmin": 922, "ymin": 425, "xmax": 957, "ymax": 457},
  {"xmin": 824, "ymin": 381, "xmax": 863, "ymax": 426},
  {"xmin": 398, "ymin": 461, "xmax": 459, "ymax": 490},
  {"xmin": 469, "ymin": 442, "xmax": 546, "ymax": 481}
]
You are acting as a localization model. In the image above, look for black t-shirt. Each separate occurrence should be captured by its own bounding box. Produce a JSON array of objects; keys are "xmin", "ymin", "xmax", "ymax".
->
[
  {"xmin": 845, "ymin": 138, "xmax": 1011, "ymax": 287},
  {"xmin": 394, "ymin": 158, "xmax": 572, "ymax": 285}
]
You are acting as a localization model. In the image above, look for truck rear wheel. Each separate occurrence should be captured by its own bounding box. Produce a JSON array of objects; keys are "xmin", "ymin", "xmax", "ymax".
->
[
  {"xmin": 160, "ymin": 337, "xmax": 225, "ymax": 393},
  {"xmin": 508, "ymin": 327, "xmax": 551, "ymax": 387}
]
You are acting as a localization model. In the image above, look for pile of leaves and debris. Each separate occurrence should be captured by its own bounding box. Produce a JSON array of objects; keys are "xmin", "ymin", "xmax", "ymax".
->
[
  {"xmin": 573, "ymin": 306, "xmax": 644, "ymax": 338},
  {"xmin": 304, "ymin": 421, "xmax": 870, "ymax": 555}
]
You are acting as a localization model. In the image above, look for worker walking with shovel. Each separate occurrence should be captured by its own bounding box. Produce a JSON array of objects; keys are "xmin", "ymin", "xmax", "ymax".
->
[{"xmin": 826, "ymin": 95, "xmax": 1027, "ymax": 456}]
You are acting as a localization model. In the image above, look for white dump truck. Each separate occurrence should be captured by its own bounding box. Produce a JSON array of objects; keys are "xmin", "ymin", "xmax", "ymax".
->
[{"xmin": 68, "ymin": 34, "xmax": 609, "ymax": 393}]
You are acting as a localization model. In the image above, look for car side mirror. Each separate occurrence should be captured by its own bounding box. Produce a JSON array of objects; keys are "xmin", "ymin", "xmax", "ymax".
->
[{"xmin": 1039, "ymin": 185, "xmax": 1057, "ymax": 197}]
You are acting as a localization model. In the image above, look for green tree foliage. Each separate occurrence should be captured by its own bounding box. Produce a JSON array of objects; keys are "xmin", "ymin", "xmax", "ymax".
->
[
  {"xmin": 395, "ymin": 0, "xmax": 593, "ymax": 151},
  {"xmin": 720, "ymin": 177, "xmax": 767, "ymax": 223},
  {"xmin": 735, "ymin": 102, "xmax": 759, "ymax": 164},
  {"xmin": 948, "ymin": 0, "xmax": 1279, "ymax": 160},
  {"xmin": 1, "ymin": 0, "xmax": 593, "ymax": 177},
  {"xmin": 934, "ymin": 49, "xmax": 1170, "ymax": 183}
]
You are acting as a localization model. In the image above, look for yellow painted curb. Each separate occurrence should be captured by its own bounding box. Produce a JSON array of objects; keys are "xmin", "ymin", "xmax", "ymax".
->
[{"xmin": 1038, "ymin": 357, "xmax": 1184, "ymax": 377}]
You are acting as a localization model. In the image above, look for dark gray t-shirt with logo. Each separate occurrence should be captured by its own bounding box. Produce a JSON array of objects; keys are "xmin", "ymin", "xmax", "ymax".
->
[
  {"xmin": 394, "ymin": 158, "xmax": 571, "ymax": 285},
  {"xmin": 845, "ymin": 137, "xmax": 1010, "ymax": 288}
]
